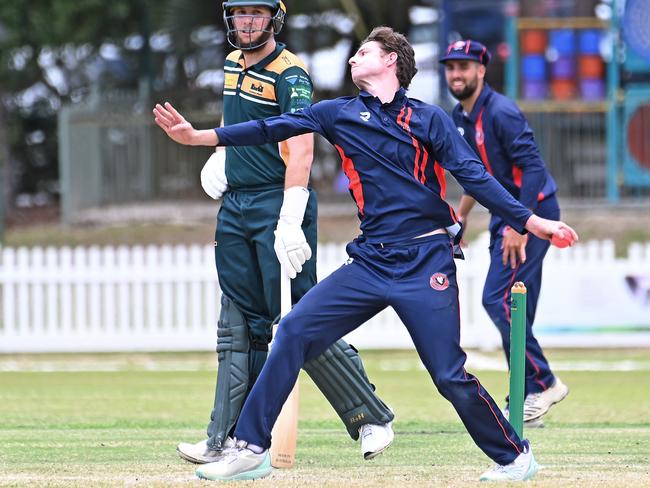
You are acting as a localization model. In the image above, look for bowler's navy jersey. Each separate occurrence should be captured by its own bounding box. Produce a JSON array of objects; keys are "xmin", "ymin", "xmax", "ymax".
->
[
  {"xmin": 451, "ymin": 84, "xmax": 557, "ymax": 212},
  {"xmin": 216, "ymin": 88, "xmax": 533, "ymax": 243}
]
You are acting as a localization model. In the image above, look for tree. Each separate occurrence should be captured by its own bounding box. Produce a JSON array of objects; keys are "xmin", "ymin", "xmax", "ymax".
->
[
  {"xmin": 0, "ymin": 0, "xmax": 430, "ymax": 232},
  {"xmin": 0, "ymin": 0, "xmax": 163, "ymax": 223}
]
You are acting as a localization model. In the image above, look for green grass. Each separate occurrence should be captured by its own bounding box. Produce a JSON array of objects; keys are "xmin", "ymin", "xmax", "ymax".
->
[{"xmin": 0, "ymin": 350, "xmax": 649, "ymax": 487}]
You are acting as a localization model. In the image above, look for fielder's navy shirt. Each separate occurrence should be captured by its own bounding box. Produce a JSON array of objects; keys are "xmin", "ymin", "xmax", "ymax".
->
[
  {"xmin": 451, "ymin": 84, "xmax": 557, "ymax": 212},
  {"xmin": 216, "ymin": 88, "xmax": 533, "ymax": 244}
]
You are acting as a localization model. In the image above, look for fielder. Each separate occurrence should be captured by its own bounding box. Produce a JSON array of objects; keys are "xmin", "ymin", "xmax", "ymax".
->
[
  {"xmin": 154, "ymin": 26, "xmax": 579, "ymax": 482},
  {"xmin": 441, "ymin": 40, "xmax": 569, "ymax": 427},
  {"xmin": 176, "ymin": 0, "xmax": 394, "ymax": 465}
]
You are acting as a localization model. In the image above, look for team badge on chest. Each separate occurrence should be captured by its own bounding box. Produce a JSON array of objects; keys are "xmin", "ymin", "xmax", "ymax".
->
[{"xmin": 430, "ymin": 272, "xmax": 449, "ymax": 291}]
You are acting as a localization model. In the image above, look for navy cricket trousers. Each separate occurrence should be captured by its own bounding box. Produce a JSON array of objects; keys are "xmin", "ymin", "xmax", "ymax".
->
[
  {"xmin": 482, "ymin": 195, "xmax": 560, "ymax": 396},
  {"xmin": 234, "ymin": 234, "xmax": 525, "ymax": 465}
]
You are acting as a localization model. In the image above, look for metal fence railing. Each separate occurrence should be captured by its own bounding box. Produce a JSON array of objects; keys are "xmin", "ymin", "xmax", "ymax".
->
[
  {"xmin": 59, "ymin": 91, "xmax": 649, "ymax": 223},
  {"xmin": 59, "ymin": 94, "xmax": 219, "ymax": 223},
  {"xmin": 521, "ymin": 104, "xmax": 608, "ymax": 199}
]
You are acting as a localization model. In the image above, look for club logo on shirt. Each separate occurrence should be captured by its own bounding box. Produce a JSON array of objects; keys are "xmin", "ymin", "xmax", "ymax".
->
[
  {"xmin": 475, "ymin": 129, "xmax": 484, "ymax": 145},
  {"xmin": 430, "ymin": 272, "xmax": 449, "ymax": 291},
  {"xmin": 345, "ymin": 257, "xmax": 354, "ymax": 265},
  {"xmin": 457, "ymin": 127, "xmax": 465, "ymax": 136},
  {"xmin": 359, "ymin": 111, "xmax": 371, "ymax": 122},
  {"xmin": 250, "ymin": 82, "xmax": 264, "ymax": 94}
]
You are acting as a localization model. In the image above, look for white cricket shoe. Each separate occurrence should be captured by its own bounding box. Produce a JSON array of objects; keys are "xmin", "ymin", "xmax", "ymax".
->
[
  {"xmin": 502, "ymin": 406, "xmax": 545, "ymax": 428},
  {"xmin": 360, "ymin": 422, "xmax": 394, "ymax": 460},
  {"xmin": 176, "ymin": 437, "xmax": 235, "ymax": 464},
  {"xmin": 195, "ymin": 440, "xmax": 272, "ymax": 481},
  {"xmin": 523, "ymin": 377, "xmax": 569, "ymax": 422},
  {"xmin": 479, "ymin": 441, "xmax": 539, "ymax": 481}
]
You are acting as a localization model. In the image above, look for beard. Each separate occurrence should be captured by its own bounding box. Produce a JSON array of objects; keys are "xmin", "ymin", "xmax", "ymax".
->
[
  {"xmin": 231, "ymin": 16, "xmax": 272, "ymax": 51},
  {"xmin": 448, "ymin": 78, "xmax": 479, "ymax": 101},
  {"xmin": 236, "ymin": 29, "xmax": 265, "ymax": 49}
]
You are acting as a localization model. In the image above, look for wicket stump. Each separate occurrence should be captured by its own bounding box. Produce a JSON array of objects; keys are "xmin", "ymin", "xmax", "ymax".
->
[{"xmin": 509, "ymin": 282, "xmax": 527, "ymax": 438}]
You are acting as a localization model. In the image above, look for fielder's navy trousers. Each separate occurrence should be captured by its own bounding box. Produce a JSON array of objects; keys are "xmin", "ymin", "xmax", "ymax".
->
[
  {"xmin": 482, "ymin": 195, "xmax": 560, "ymax": 396},
  {"xmin": 234, "ymin": 233, "xmax": 525, "ymax": 465}
]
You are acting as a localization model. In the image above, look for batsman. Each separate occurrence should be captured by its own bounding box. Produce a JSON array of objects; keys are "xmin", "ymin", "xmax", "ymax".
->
[{"xmin": 176, "ymin": 0, "xmax": 394, "ymax": 464}]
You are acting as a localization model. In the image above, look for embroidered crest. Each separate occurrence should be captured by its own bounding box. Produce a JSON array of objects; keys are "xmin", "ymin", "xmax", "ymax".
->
[
  {"xmin": 457, "ymin": 127, "xmax": 465, "ymax": 136},
  {"xmin": 359, "ymin": 111, "xmax": 371, "ymax": 122},
  {"xmin": 475, "ymin": 129, "xmax": 484, "ymax": 145},
  {"xmin": 430, "ymin": 272, "xmax": 449, "ymax": 291}
]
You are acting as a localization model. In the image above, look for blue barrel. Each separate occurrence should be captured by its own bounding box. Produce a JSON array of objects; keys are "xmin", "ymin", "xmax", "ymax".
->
[
  {"xmin": 552, "ymin": 56, "xmax": 576, "ymax": 79},
  {"xmin": 522, "ymin": 80, "xmax": 547, "ymax": 100},
  {"xmin": 549, "ymin": 29, "xmax": 576, "ymax": 56},
  {"xmin": 580, "ymin": 79, "xmax": 605, "ymax": 100},
  {"xmin": 521, "ymin": 54, "xmax": 546, "ymax": 82},
  {"xmin": 579, "ymin": 29, "xmax": 601, "ymax": 55}
]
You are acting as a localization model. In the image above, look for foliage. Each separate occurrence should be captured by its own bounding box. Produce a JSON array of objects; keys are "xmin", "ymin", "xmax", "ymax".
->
[
  {"xmin": 0, "ymin": 0, "xmax": 434, "ymax": 213},
  {"xmin": 0, "ymin": 0, "xmax": 165, "ymax": 209}
]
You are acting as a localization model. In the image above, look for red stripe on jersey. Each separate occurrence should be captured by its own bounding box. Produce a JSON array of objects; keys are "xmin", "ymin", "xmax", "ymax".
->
[
  {"xmin": 397, "ymin": 106, "xmax": 428, "ymax": 183},
  {"xmin": 404, "ymin": 108, "xmax": 422, "ymax": 180},
  {"xmin": 395, "ymin": 106, "xmax": 453, "ymax": 217},
  {"xmin": 403, "ymin": 106, "xmax": 413, "ymax": 127},
  {"xmin": 514, "ymin": 167, "xmax": 545, "ymax": 201},
  {"xmin": 475, "ymin": 108, "xmax": 494, "ymax": 175},
  {"xmin": 448, "ymin": 205, "xmax": 458, "ymax": 223},
  {"xmin": 335, "ymin": 144, "xmax": 365, "ymax": 216},
  {"xmin": 434, "ymin": 161, "xmax": 446, "ymax": 199},
  {"xmin": 419, "ymin": 149, "xmax": 429, "ymax": 184},
  {"xmin": 512, "ymin": 165, "xmax": 522, "ymax": 188}
]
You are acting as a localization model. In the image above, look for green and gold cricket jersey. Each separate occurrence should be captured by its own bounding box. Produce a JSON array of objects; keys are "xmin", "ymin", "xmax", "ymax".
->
[{"xmin": 223, "ymin": 42, "xmax": 313, "ymax": 189}]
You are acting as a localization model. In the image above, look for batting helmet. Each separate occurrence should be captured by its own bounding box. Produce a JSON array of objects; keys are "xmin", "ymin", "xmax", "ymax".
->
[{"xmin": 222, "ymin": 0, "xmax": 286, "ymax": 51}]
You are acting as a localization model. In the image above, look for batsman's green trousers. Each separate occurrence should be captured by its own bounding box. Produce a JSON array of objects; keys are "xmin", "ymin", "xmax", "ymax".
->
[{"xmin": 214, "ymin": 185, "xmax": 318, "ymax": 350}]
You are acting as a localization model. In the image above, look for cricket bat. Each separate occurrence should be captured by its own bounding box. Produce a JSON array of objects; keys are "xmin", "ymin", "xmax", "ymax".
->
[{"xmin": 270, "ymin": 267, "xmax": 299, "ymax": 468}]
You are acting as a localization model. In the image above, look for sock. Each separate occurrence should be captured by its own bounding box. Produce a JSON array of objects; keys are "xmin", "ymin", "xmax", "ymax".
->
[{"xmin": 246, "ymin": 443, "xmax": 265, "ymax": 454}]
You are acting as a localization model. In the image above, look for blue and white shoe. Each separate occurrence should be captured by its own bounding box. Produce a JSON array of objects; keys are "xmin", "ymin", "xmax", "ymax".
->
[
  {"xmin": 479, "ymin": 440, "xmax": 539, "ymax": 482},
  {"xmin": 195, "ymin": 440, "xmax": 272, "ymax": 481}
]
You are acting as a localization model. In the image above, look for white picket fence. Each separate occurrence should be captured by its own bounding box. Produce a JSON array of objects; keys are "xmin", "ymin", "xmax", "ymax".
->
[
  {"xmin": 0, "ymin": 245, "xmax": 218, "ymax": 352},
  {"xmin": 1, "ymin": 236, "xmax": 650, "ymax": 353}
]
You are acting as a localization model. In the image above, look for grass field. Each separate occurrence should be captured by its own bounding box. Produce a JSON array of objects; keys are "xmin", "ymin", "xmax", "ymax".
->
[{"xmin": 1, "ymin": 349, "xmax": 649, "ymax": 487}]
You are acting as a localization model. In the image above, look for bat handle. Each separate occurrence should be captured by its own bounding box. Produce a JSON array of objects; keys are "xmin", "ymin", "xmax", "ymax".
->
[{"xmin": 280, "ymin": 265, "xmax": 292, "ymax": 319}]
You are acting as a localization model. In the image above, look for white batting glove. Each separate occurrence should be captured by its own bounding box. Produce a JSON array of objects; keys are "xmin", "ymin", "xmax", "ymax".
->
[
  {"xmin": 200, "ymin": 149, "xmax": 228, "ymax": 200},
  {"xmin": 274, "ymin": 187, "xmax": 312, "ymax": 279}
]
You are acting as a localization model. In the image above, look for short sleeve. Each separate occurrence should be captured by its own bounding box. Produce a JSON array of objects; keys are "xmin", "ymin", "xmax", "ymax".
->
[{"xmin": 276, "ymin": 67, "xmax": 314, "ymax": 115}]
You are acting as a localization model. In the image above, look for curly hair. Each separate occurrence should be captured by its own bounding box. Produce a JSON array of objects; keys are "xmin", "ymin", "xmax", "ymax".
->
[{"xmin": 362, "ymin": 26, "xmax": 418, "ymax": 89}]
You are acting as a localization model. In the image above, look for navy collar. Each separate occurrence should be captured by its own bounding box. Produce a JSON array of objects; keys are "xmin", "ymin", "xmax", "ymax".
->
[
  {"xmin": 466, "ymin": 83, "xmax": 493, "ymax": 122},
  {"xmin": 359, "ymin": 87, "xmax": 407, "ymax": 108}
]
